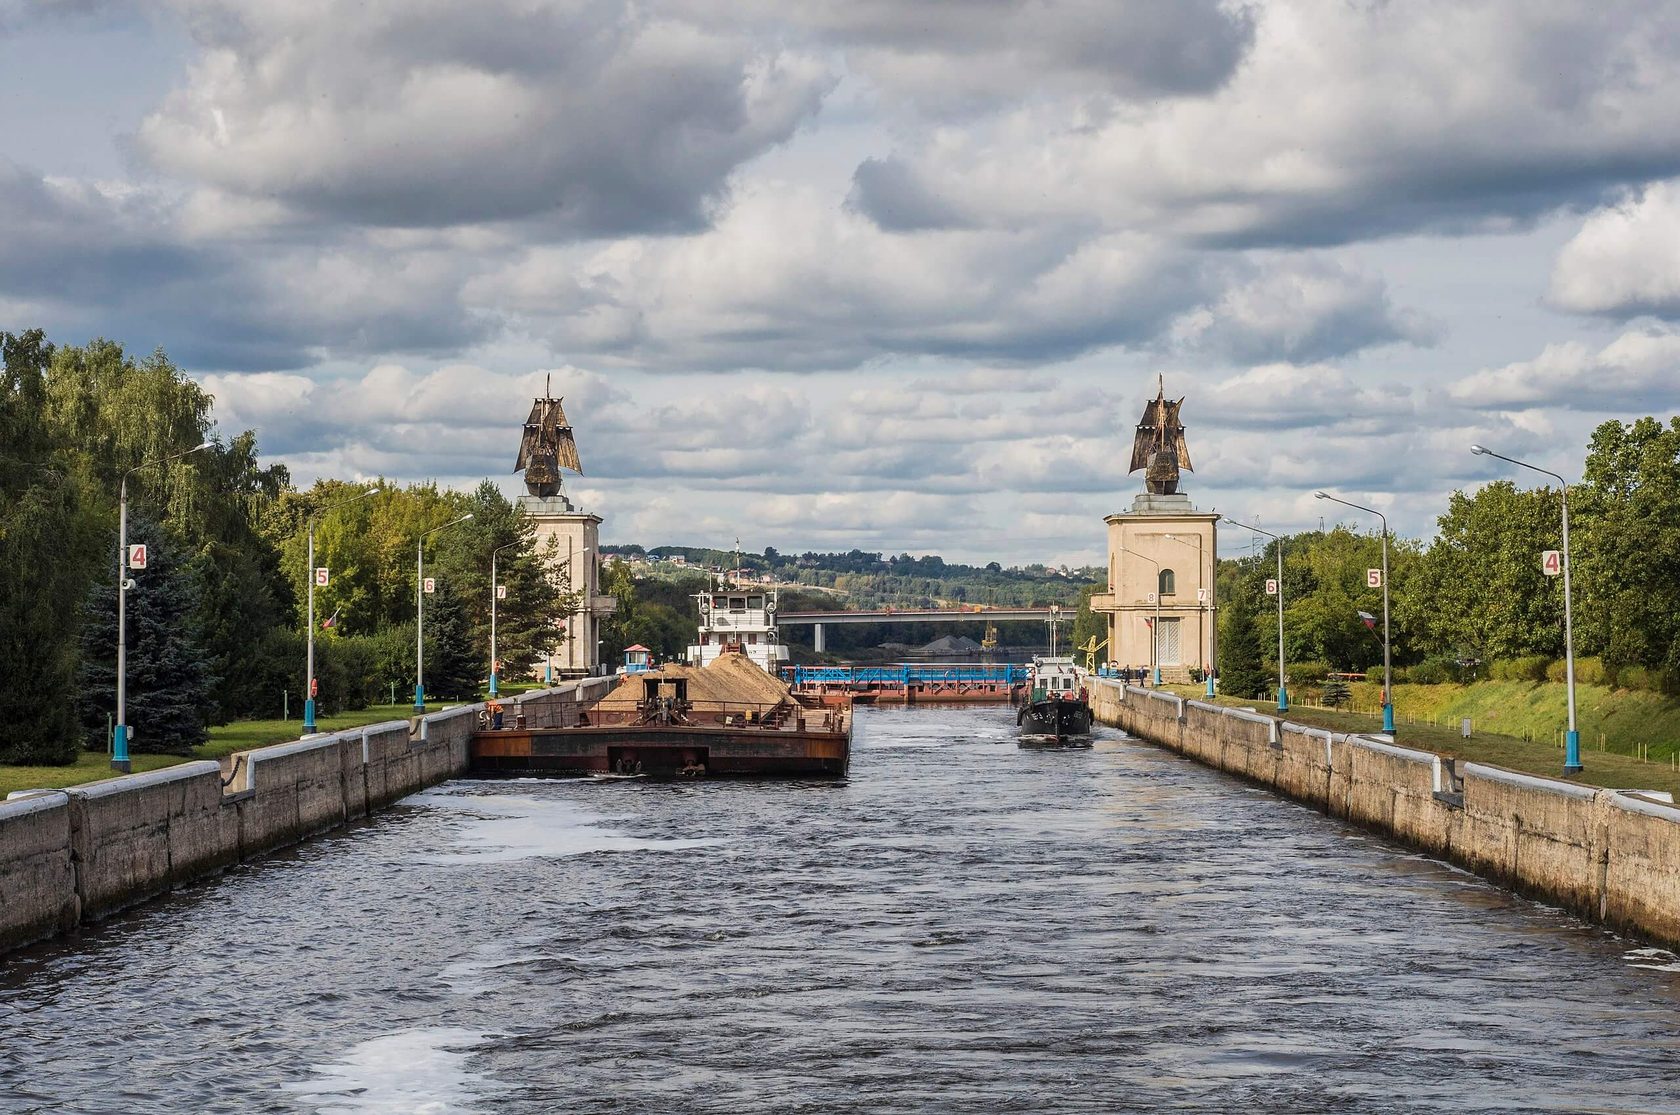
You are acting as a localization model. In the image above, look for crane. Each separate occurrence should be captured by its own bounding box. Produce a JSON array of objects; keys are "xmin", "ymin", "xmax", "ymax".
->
[{"xmin": 1078, "ymin": 636, "xmax": 1108, "ymax": 673}]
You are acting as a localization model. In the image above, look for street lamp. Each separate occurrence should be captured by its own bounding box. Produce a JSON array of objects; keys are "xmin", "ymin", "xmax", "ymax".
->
[
  {"xmin": 1119, "ymin": 546, "xmax": 1163, "ymax": 685},
  {"xmin": 1163, "ymin": 531, "xmax": 1217, "ymax": 698},
  {"xmin": 115, "ymin": 440, "xmax": 214, "ymax": 772},
  {"xmin": 303, "ymin": 486, "xmax": 378, "ymax": 734},
  {"xmin": 1221, "ymin": 517, "xmax": 1288, "ymax": 711},
  {"xmin": 1315, "ymin": 491, "xmax": 1394, "ymax": 735},
  {"xmin": 1471, "ymin": 444, "xmax": 1582, "ymax": 774},
  {"xmin": 490, "ymin": 540, "xmax": 519, "ymax": 697},
  {"xmin": 415, "ymin": 513, "xmax": 474, "ymax": 713}
]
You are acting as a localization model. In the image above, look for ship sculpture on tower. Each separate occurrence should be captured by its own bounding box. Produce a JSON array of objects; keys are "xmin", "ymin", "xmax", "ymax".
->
[
  {"xmin": 1128, "ymin": 377, "xmax": 1193, "ymax": 495},
  {"xmin": 514, "ymin": 375, "xmax": 584, "ymax": 502}
]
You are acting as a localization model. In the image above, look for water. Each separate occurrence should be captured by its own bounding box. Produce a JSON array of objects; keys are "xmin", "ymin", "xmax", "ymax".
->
[{"xmin": 4, "ymin": 705, "xmax": 1680, "ymax": 1113}]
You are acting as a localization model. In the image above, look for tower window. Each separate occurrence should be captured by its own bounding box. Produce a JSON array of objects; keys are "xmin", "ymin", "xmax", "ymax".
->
[{"xmin": 1159, "ymin": 568, "xmax": 1176, "ymax": 596}]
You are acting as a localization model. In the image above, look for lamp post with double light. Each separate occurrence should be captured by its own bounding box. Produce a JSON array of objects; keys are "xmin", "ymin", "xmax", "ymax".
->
[
  {"xmin": 1120, "ymin": 546, "xmax": 1163, "ymax": 685},
  {"xmin": 115, "ymin": 441, "xmax": 215, "ymax": 771},
  {"xmin": 1315, "ymin": 491, "xmax": 1393, "ymax": 734},
  {"xmin": 1221, "ymin": 517, "xmax": 1288, "ymax": 712},
  {"xmin": 1163, "ymin": 531, "xmax": 1217, "ymax": 697},
  {"xmin": 304, "ymin": 486, "xmax": 377, "ymax": 734},
  {"xmin": 415, "ymin": 513, "xmax": 473, "ymax": 713},
  {"xmin": 490, "ymin": 540, "xmax": 519, "ymax": 697},
  {"xmin": 1471, "ymin": 444, "xmax": 1581, "ymax": 774}
]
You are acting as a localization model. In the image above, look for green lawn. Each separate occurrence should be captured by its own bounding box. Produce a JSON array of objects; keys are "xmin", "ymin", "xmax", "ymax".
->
[
  {"xmin": 1165, "ymin": 686, "xmax": 1680, "ymax": 800},
  {"xmin": 0, "ymin": 703, "xmax": 423, "ymax": 798}
]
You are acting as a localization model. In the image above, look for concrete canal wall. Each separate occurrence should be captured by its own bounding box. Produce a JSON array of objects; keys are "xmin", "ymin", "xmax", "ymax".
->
[
  {"xmin": 0, "ymin": 678, "xmax": 614, "ymax": 956},
  {"xmin": 1090, "ymin": 678, "xmax": 1680, "ymax": 951}
]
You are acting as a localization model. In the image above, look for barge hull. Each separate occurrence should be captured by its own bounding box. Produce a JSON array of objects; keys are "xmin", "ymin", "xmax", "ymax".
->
[{"xmin": 471, "ymin": 726, "xmax": 849, "ymax": 778}]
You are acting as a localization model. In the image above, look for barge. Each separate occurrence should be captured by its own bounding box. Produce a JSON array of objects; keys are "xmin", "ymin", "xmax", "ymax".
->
[
  {"xmin": 471, "ymin": 652, "xmax": 850, "ymax": 778},
  {"xmin": 784, "ymin": 663, "xmax": 1029, "ymax": 705},
  {"xmin": 1015, "ymin": 656, "xmax": 1093, "ymax": 748}
]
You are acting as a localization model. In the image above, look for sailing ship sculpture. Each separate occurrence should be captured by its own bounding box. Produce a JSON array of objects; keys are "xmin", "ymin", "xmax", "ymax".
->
[
  {"xmin": 514, "ymin": 375, "xmax": 584, "ymax": 498},
  {"xmin": 1128, "ymin": 378, "xmax": 1193, "ymax": 495}
]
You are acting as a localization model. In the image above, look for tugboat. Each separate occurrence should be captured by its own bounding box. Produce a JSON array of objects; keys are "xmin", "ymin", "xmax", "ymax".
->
[{"xmin": 1016, "ymin": 656, "xmax": 1093, "ymax": 748}]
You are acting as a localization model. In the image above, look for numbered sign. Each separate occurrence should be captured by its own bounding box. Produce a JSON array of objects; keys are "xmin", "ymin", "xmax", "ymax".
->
[
  {"xmin": 1366, "ymin": 568, "xmax": 1383, "ymax": 588},
  {"xmin": 496, "ymin": 584, "xmax": 507, "ymax": 600},
  {"xmin": 315, "ymin": 567, "xmax": 329, "ymax": 587},
  {"xmin": 1265, "ymin": 578, "xmax": 1278, "ymax": 596},
  {"xmin": 423, "ymin": 577, "xmax": 436, "ymax": 595},
  {"xmin": 1145, "ymin": 592, "xmax": 1157, "ymax": 604},
  {"xmin": 1541, "ymin": 550, "xmax": 1562, "ymax": 577},
  {"xmin": 127, "ymin": 543, "xmax": 148, "ymax": 570},
  {"xmin": 1196, "ymin": 588, "xmax": 1209, "ymax": 603}
]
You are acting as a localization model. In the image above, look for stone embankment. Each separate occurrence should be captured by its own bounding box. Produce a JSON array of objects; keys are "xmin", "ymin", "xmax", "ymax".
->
[
  {"xmin": 1091, "ymin": 679, "xmax": 1680, "ymax": 950},
  {"xmin": 0, "ymin": 679, "xmax": 614, "ymax": 956}
]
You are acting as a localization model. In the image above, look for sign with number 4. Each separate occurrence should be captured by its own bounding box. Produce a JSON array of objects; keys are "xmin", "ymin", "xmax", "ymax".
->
[
  {"xmin": 127, "ymin": 544, "xmax": 148, "ymax": 570},
  {"xmin": 1541, "ymin": 550, "xmax": 1562, "ymax": 577}
]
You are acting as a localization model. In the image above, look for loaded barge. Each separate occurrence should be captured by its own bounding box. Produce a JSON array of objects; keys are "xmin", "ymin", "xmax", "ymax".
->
[
  {"xmin": 471, "ymin": 652, "xmax": 850, "ymax": 778},
  {"xmin": 783, "ymin": 663, "xmax": 1029, "ymax": 705}
]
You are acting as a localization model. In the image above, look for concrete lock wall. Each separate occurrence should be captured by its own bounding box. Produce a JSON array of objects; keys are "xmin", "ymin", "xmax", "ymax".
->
[
  {"xmin": 1091, "ymin": 677, "xmax": 1680, "ymax": 951},
  {"xmin": 1, "ymin": 680, "xmax": 603, "ymax": 957}
]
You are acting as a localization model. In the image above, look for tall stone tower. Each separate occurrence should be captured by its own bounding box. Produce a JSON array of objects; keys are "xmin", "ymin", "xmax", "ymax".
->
[
  {"xmin": 514, "ymin": 381, "xmax": 616, "ymax": 678},
  {"xmin": 1089, "ymin": 380, "xmax": 1216, "ymax": 683}
]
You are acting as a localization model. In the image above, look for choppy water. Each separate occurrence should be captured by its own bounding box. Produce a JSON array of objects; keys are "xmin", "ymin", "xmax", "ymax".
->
[{"xmin": 4, "ymin": 705, "xmax": 1680, "ymax": 1113}]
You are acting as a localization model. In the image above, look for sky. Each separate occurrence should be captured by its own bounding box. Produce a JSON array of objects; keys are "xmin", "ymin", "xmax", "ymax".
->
[{"xmin": 4, "ymin": 0, "xmax": 1679, "ymax": 566}]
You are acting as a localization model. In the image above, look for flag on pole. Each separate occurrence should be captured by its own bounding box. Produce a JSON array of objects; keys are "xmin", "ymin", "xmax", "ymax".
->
[
  {"xmin": 322, "ymin": 608, "xmax": 341, "ymax": 631},
  {"xmin": 1357, "ymin": 610, "xmax": 1377, "ymax": 631}
]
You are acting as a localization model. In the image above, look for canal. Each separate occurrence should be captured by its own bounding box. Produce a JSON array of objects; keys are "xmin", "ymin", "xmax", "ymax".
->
[{"xmin": 4, "ymin": 705, "xmax": 1680, "ymax": 1113}]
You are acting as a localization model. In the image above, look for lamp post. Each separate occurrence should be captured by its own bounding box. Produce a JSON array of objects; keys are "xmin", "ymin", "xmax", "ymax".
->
[
  {"xmin": 490, "ymin": 540, "xmax": 519, "ymax": 697},
  {"xmin": 1120, "ymin": 546, "xmax": 1162, "ymax": 685},
  {"xmin": 415, "ymin": 513, "xmax": 474, "ymax": 713},
  {"xmin": 1315, "ymin": 491, "xmax": 1394, "ymax": 734},
  {"xmin": 304, "ymin": 486, "xmax": 377, "ymax": 734},
  {"xmin": 115, "ymin": 440, "xmax": 214, "ymax": 772},
  {"xmin": 1164, "ymin": 531, "xmax": 1217, "ymax": 697},
  {"xmin": 1221, "ymin": 517, "xmax": 1288, "ymax": 711},
  {"xmin": 1471, "ymin": 444, "xmax": 1581, "ymax": 774}
]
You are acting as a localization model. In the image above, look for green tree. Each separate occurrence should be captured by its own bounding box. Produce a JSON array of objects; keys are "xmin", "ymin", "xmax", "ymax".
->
[
  {"xmin": 1219, "ymin": 588, "xmax": 1270, "ymax": 701},
  {"xmin": 77, "ymin": 519, "xmax": 213, "ymax": 754},
  {"xmin": 423, "ymin": 580, "xmax": 483, "ymax": 701}
]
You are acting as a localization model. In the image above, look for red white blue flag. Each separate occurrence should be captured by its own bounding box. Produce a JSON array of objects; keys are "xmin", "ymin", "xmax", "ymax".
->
[{"xmin": 1357, "ymin": 610, "xmax": 1377, "ymax": 631}]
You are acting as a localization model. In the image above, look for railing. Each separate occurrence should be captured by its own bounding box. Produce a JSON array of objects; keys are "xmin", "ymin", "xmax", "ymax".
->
[
  {"xmin": 586, "ymin": 699, "xmax": 847, "ymax": 734},
  {"xmin": 782, "ymin": 663, "xmax": 1031, "ymax": 687}
]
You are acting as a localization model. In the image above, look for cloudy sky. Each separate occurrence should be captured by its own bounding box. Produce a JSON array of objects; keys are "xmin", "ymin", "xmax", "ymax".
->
[{"xmin": 5, "ymin": 1, "xmax": 1679, "ymax": 564}]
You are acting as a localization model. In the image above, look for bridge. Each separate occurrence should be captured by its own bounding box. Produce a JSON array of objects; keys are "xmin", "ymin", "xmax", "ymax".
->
[{"xmin": 777, "ymin": 608, "xmax": 1059, "ymax": 652}]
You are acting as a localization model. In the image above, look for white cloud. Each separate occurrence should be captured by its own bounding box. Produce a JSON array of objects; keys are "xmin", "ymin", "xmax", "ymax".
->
[
  {"xmin": 1549, "ymin": 180, "xmax": 1680, "ymax": 318},
  {"xmin": 1449, "ymin": 327, "xmax": 1680, "ymax": 410}
]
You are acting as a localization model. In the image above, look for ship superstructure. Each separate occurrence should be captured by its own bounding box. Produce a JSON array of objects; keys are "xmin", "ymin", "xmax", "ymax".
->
[{"xmin": 687, "ymin": 573, "xmax": 788, "ymax": 673}]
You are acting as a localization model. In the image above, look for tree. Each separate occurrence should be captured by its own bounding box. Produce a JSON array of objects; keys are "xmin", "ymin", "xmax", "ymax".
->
[
  {"xmin": 1219, "ymin": 589, "xmax": 1270, "ymax": 701},
  {"xmin": 424, "ymin": 580, "xmax": 483, "ymax": 701},
  {"xmin": 77, "ymin": 519, "xmax": 214, "ymax": 754}
]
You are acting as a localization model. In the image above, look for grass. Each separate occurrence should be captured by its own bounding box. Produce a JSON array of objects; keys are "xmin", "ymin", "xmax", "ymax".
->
[
  {"xmin": 1165, "ymin": 685, "xmax": 1680, "ymax": 800},
  {"xmin": 0, "ymin": 703, "xmax": 426, "ymax": 799}
]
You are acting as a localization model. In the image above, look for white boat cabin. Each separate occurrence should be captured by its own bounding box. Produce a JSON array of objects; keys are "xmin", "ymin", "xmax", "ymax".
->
[
  {"xmin": 687, "ymin": 576, "xmax": 788, "ymax": 673},
  {"xmin": 1029, "ymin": 656, "xmax": 1085, "ymax": 700}
]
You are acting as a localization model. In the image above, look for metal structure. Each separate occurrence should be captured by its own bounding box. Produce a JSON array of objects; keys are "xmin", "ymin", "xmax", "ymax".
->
[
  {"xmin": 1315, "ymin": 492, "xmax": 1394, "ymax": 734},
  {"xmin": 303, "ymin": 486, "xmax": 377, "ymax": 734},
  {"xmin": 415, "ymin": 513, "xmax": 473, "ymax": 713},
  {"xmin": 1129, "ymin": 377, "xmax": 1193, "ymax": 495},
  {"xmin": 114, "ymin": 441, "xmax": 213, "ymax": 772},
  {"xmin": 1471, "ymin": 444, "xmax": 1582, "ymax": 774},
  {"xmin": 1221, "ymin": 517, "xmax": 1287, "ymax": 711},
  {"xmin": 783, "ymin": 663, "xmax": 1033, "ymax": 687}
]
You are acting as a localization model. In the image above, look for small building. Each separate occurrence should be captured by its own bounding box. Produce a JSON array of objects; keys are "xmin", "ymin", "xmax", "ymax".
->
[{"xmin": 622, "ymin": 645, "xmax": 652, "ymax": 674}]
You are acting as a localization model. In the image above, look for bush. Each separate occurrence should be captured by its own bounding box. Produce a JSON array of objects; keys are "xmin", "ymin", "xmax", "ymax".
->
[
  {"xmin": 1491, "ymin": 656, "xmax": 1552, "ymax": 682},
  {"xmin": 1288, "ymin": 660, "xmax": 1331, "ymax": 684},
  {"xmin": 1575, "ymin": 657, "xmax": 1611, "ymax": 686},
  {"xmin": 1618, "ymin": 665, "xmax": 1658, "ymax": 692}
]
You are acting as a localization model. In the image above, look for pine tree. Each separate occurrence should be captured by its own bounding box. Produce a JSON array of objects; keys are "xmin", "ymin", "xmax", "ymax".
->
[
  {"xmin": 77, "ymin": 519, "xmax": 214, "ymax": 754},
  {"xmin": 424, "ymin": 579, "xmax": 483, "ymax": 701},
  {"xmin": 1219, "ymin": 589, "xmax": 1271, "ymax": 701}
]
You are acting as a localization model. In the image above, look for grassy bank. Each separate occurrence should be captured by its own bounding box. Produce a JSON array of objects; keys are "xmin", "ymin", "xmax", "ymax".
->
[
  {"xmin": 1166, "ymin": 685, "xmax": 1680, "ymax": 800},
  {"xmin": 0, "ymin": 703, "xmax": 426, "ymax": 798}
]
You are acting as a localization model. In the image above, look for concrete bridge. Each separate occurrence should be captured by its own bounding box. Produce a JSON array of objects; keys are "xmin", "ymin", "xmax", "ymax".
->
[{"xmin": 777, "ymin": 608, "xmax": 1058, "ymax": 652}]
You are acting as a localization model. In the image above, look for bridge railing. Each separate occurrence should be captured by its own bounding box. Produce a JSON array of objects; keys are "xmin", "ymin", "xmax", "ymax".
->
[{"xmin": 783, "ymin": 663, "xmax": 1031, "ymax": 687}]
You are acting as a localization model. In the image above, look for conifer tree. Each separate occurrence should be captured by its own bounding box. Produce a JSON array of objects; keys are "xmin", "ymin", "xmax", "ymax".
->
[
  {"xmin": 77, "ymin": 519, "xmax": 214, "ymax": 754},
  {"xmin": 424, "ymin": 579, "xmax": 483, "ymax": 701},
  {"xmin": 1219, "ymin": 589, "xmax": 1271, "ymax": 701}
]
